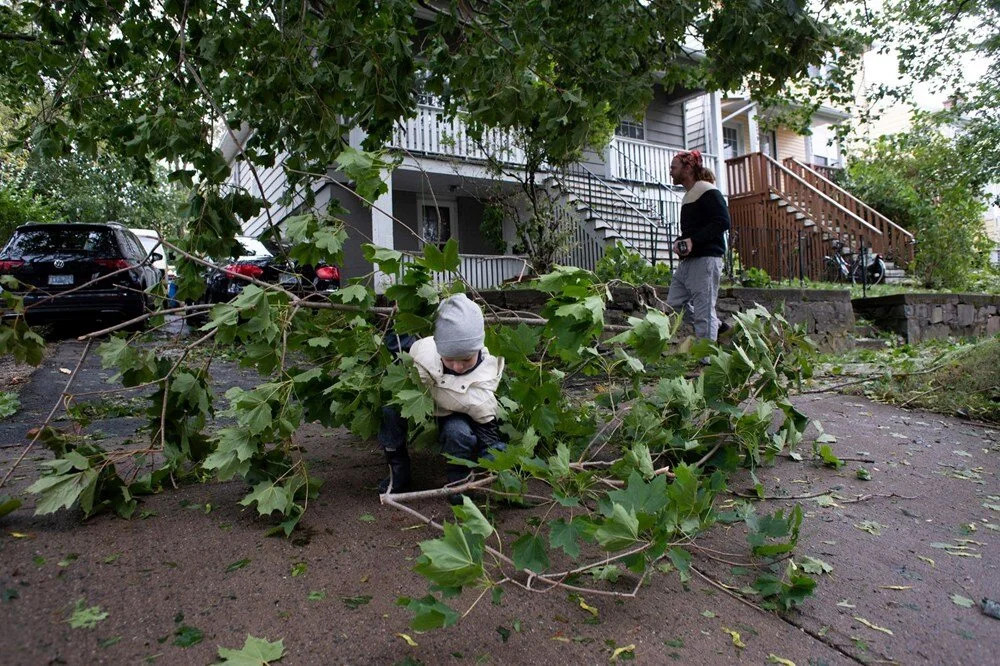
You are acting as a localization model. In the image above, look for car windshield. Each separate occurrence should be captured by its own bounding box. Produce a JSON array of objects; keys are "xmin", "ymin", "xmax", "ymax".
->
[{"xmin": 4, "ymin": 228, "xmax": 117, "ymax": 258}]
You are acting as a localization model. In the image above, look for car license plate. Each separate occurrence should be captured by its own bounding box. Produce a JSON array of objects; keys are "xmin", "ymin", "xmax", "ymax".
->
[{"xmin": 48, "ymin": 274, "xmax": 74, "ymax": 286}]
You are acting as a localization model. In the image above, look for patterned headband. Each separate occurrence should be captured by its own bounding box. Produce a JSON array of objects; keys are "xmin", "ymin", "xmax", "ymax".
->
[{"xmin": 676, "ymin": 150, "xmax": 703, "ymax": 169}]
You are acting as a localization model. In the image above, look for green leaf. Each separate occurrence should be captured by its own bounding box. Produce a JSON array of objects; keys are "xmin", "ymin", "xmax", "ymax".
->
[
  {"xmin": 239, "ymin": 481, "xmax": 292, "ymax": 516},
  {"xmin": 0, "ymin": 494, "xmax": 22, "ymax": 519},
  {"xmin": 334, "ymin": 147, "xmax": 393, "ymax": 203},
  {"xmin": 547, "ymin": 443, "xmax": 571, "ymax": 478},
  {"xmin": 396, "ymin": 595, "xmax": 460, "ymax": 631},
  {"xmin": 67, "ymin": 598, "xmax": 108, "ymax": 629},
  {"xmin": 0, "ymin": 391, "xmax": 20, "ymax": 419},
  {"xmin": 340, "ymin": 595, "xmax": 372, "ymax": 610},
  {"xmin": 798, "ymin": 556, "xmax": 833, "ymax": 575},
  {"xmin": 668, "ymin": 547, "xmax": 692, "ymax": 583},
  {"xmin": 441, "ymin": 238, "xmax": 461, "ymax": 271},
  {"xmin": 512, "ymin": 533, "xmax": 550, "ymax": 573},
  {"xmin": 307, "ymin": 590, "xmax": 327, "ymax": 601},
  {"xmin": 334, "ymin": 285, "xmax": 370, "ymax": 304},
  {"xmin": 362, "ymin": 245, "xmax": 403, "ymax": 274},
  {"xmin": 215, "ymin": 634, "xmax": 285, "ymax": 665},
  {"xmin": 594, "ymin": 503, "xmax": 640, "ymax": 551},
  {"xmin": 587, "ymin": 564, "xmax": 621, "ymax": 582},
  {"xmin": 394, "ymin": 388, "xmax": 435, "ymax": 422},
  {"xmin": 225, "ymin": 558, "xmax": 251, "ymax": 573},
  {"xmin": 625, "ymin": 443, "xmax": 654, "ymax": 479},
  {"xmin": 549, "ymin": 518, "xmax": 582, "ymax": 559},
  {"xmin": 746, "ymin": 505, "xmax": 803, "ymax": 557},
  {"xmin": 173, "ymin": 625, "xmax": 204, "ymax": 648},
  {"xmin": 817, "ymin": 444, "xmax": 843, "ymax": 468},
  {"xmin": 413, "ymin": 523, "xmax": 485, "ymax": 588},
  {"xmin": 451, "ymin": 497, "xmax": 494, "ymax": 538},
  {"xmin": 27, "ymin": 467, "xmax": 99, "ymax": 515},
  {"xmin": 290, "ymin": 562, "xmax": 307, "ymax": 577},
  {"xmin": 422, "ymin": 242, "xmax": 448, "ymax": 272}
]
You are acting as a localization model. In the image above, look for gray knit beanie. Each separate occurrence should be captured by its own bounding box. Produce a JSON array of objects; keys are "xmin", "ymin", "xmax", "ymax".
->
[{"xmin": 434, "ymin": 293, "xmax": 485, "ymax": 358}]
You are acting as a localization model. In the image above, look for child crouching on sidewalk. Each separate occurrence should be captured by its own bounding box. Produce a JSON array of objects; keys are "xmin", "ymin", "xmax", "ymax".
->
[{"xmin": 378, "ymin": 293, "xmax": 505, "ymax": 503}]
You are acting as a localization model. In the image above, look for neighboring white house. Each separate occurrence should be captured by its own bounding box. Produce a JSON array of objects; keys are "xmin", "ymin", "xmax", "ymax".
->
[{"xmin": 223, "ymin": 80, "xmax": 727, "ymax": 289}]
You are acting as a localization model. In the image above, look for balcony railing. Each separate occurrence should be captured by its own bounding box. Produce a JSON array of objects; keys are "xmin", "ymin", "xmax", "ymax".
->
[
  {"xmin": 392, "ymin": 104, "xmax": 526, "ymax": 166},
  {"xmin": 392, "ymin": 105, "xmax": 704, "ymax": 185},
  {"xmin": 401, "ymin": 252, "xmax": 530, "ymax": 290},
  {"xmin": 608, "ymin": 137, "xmax": 719, "ymax": 188}
]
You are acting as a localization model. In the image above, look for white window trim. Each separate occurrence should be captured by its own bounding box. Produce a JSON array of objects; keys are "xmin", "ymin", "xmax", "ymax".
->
[
  {"xmin": 615, "ymin": 115, "xmax": 646, "ymax": 141},
  {"xmin": 416, "ymin": 198, "xmax": 459, "ymax": 247},
  {"xmin": 722, "ymin": 121, "xmax": 745, "ymax": 158}
]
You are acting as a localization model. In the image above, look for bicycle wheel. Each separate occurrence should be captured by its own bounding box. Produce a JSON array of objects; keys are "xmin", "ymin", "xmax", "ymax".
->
[
  {"xmin": 868, "ymin": 257, "xmax": 886, "ymax": 285},
  {"xmin": 823, "ymin": 257, "xmax": 843, "ymax": 283}
]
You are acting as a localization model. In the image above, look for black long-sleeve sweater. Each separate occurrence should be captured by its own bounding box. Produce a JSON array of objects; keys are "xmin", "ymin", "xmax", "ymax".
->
[{"xmin": 679, "ymin": 181, "xmax": 731, "ymax": 258}]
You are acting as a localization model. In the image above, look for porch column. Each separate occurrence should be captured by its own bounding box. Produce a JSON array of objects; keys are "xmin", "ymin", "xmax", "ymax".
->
[
  {"xmin": 710, "ymin": 92, "xmax": 728, "ymax": 195},
  {"xmin": 747, "ymin": 105, "xmax": 761, "ymax": 153},
  {"xmin": 371, "ymin": 170, "xmax": 395, "ymax": 294},
  {"xmin": 804, "ymin": 133, "xmax": 815, "ymax": 165}
]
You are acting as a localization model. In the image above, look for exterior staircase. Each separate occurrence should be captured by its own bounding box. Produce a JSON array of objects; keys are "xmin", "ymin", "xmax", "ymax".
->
[
  {"xmin": 540, "ymin": 165, "xmax": 680, "ymax": 266},
  {"xmin": 726, "ymin": 152, "xmax": 914, "ymax": 282}
]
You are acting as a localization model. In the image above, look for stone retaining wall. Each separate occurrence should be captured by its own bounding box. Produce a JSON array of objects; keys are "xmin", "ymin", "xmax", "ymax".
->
[
  {"xmin": 852, "ymin": 293, "xmax": 1000, "ymax": 342},
  {"xmin": 478, "ymin": 286, "xmax": 856, "ymax": 352}
]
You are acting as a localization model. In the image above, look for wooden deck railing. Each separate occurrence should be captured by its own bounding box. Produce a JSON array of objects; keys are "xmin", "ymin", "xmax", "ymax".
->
[
  {"xmin": 726, "ymin": 152, "xmax": 885, "ymax": 259},
  {"xmin": 783, "ymin": 158, "xmax": 914, "ymax": 267},
  {"xmin": 806, "ymin": 163, "xmax": 843, "ymax": 183}
]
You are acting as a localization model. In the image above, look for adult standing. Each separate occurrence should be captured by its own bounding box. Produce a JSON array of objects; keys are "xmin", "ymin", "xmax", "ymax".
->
[{"xmin": 667, "ymin": 150, "xmax": 731, "ymax": 341}]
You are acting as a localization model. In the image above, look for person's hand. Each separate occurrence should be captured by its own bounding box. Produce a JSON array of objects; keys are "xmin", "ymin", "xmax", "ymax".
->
[{"xmin": 674, "ymin": 238, "xmax": 693, "ymax": 256}]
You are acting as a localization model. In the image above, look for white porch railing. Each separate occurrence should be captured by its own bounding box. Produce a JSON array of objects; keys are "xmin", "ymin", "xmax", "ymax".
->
[
  {"xmin": 401, "ymin": 252, "xmax": 531, "ymax": 290},
  {"xmin": 608, "ymin": 137, "xmax": 719, "ymax": 187},
  {"xmin": 392, "ymin": 105, "xmax": 526, "ymax": 165}
]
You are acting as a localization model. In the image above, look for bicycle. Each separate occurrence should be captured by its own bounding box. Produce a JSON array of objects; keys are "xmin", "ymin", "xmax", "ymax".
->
[{"xmin": 823, "ymin": 240, "xmax": 886, "ymax": 285}]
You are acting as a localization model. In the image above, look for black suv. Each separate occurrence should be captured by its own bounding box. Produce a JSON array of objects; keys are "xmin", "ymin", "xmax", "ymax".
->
[{"xmin": 0, "ymin": 222, "xmax": 162, "ymax": 326}]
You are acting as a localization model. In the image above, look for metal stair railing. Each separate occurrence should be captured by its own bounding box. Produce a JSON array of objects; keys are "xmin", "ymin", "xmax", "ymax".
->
[
  {"xmin": 557, "ymin": 162, "xmax": 673, "ymax": 266},
  {"xmin": 606, "ymin": 140, "xmax": 684, "ymax": 236}
]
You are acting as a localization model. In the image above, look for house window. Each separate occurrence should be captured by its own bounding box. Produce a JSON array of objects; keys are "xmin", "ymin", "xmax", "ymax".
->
[
  {"xmin": 722, "ymin": 125, "xmax": 742, "ymax": 160},
  {"xmin": 418, "ymin": 200, "xmax": 458, "ymax": 249},
  {"xmin": 615, "ymin": 116, "xmax": 645, "ymax": 141}
]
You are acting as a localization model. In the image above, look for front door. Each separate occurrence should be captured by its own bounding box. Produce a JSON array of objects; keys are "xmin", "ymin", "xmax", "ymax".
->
[{"xmin": 419, "ymin": 201, "xmax": 456, "ymax": 249}]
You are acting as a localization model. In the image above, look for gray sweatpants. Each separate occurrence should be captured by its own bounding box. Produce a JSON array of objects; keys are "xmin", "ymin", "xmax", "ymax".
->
[{"xmin": 666, "ymin": 256, "xmax": 722, "ymax": 340}]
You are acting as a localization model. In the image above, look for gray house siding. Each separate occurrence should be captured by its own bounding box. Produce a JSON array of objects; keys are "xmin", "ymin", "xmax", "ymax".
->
[
  {"xmin": 333, "ymin": 188, "xmax": 373, "ymax": 281},
  {"xmin": 392, "ymin": 190, "xmax": 421, "ymax": 252},
  {"xmin": 683, "ymin": 96, "xmax": 711, "ymax": 153},
  {"xmin": 643, "ymin": 88, "xmax": 685, "ymax": 147},
  {"xmin": 456, "ymin": 197, "xmax": 492, "ymax": 254}
]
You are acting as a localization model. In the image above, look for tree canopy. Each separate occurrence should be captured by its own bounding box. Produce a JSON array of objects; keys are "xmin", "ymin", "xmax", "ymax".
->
[{"xmin": 1, "ymin": 1, "xmax": 859, "ymax": 248}]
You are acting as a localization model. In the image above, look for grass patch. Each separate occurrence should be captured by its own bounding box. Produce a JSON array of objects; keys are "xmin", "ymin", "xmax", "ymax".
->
[{"xmin": 843, "ymin": 337, "xmax": 1000, "ymax": 422}]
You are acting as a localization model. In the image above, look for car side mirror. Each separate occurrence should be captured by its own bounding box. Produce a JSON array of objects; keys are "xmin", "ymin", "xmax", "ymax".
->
[{"xmin": 150, "ymin": 252, "xmax": 163, "ymax": 262}]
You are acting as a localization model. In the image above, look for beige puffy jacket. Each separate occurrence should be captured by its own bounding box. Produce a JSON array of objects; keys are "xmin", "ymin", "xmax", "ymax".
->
[{"xmin": 409, "ymin": 337, "xmax": 504, "ymax": 424}]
